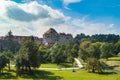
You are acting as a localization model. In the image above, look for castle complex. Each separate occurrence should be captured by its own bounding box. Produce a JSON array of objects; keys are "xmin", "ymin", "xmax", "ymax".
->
[
  {"xmin": 43, "ymin": 28, "xmax": 73, "ymax": 45},
  {"xmin": 0, "ymin": 28, "xmax": 73, "ymax": 46}
]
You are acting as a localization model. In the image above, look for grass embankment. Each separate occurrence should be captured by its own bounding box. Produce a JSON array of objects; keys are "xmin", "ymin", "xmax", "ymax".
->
[
  {"xmin": 104, "ymin": 56, "xmax": 120, "ymax": 71},
  {"xmin": 105, "ymin": 61, "xmax": 120, "ymax": 71},
  {"xmin": 108, "ymin": 57, "xmax": 120, "ymax": 61}
]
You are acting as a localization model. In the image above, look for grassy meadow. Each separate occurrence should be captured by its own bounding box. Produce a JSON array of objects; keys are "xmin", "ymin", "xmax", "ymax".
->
[
  {"xmin": 0, "ymin": 56, "xmax": 120, "ymax": 80},
  {"xmin": 0, "ymin": 62, "xmax": 120, "ymax": 80},
  {"xmin": 0, "ymin": 69, "xmax": 120, "ymax": 80},
  {"xmin": 40, "ymin": 63, "xmax": 72, "ymax": 68}
]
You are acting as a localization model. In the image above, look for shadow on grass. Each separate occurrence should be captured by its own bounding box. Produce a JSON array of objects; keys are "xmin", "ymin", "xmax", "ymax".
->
[
  {"xmin": 0, "ymin": 69, "xmax": 63, "ymax": 80},
  {"xmin": 0, "ymin": 72, "xmax": 17, "ymax": 79},
  {"xmin": 20, "ymin": 70, "xmax": 63, "ymax": 80},
  {"xmin": 87, "ymin": 70, "xmax": 117, "ymax": 75},
  {"xmin": 0, "ymin": 68, "xmax": 17, "ymax": 79},
  {"xmin": 98, "ymin": 72, "xmax": 116, "ymax": 75},
  {"xmin": 59, "ymin": 63, "xmax": 72, "ymax": 68}
]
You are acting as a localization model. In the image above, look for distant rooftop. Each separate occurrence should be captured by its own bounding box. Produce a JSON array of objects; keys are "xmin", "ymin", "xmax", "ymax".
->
[{"xmin": 44, "ymin": 28, "xmax": 57, "ymax": 35}]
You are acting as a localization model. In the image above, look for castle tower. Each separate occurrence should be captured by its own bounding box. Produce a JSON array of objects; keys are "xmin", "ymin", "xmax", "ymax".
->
[{"xmin": 43, "ymin": 28, "xmax": 59, "ymax": 45}]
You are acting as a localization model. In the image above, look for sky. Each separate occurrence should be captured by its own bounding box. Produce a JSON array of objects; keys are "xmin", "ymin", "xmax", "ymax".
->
[{"xmin": 0, "ymin": 0, "xmax": 120, "ymax": 37}]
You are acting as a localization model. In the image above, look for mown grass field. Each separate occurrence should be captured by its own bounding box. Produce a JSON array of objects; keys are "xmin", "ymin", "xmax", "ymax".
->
[
  {"xmin": 108, "ymin": 57, "xmax": 120, "ymax": 61},
  {"xmin": 105, "ymin": 56, "xmax": 120, "ymax": 71},
  {"xmin": 0, "ymin": 69, "xmax": 120, "ymax": 80},
  {"xmin": 0, "ymin": 56, "xmax": 120, "ymax": 80},
  {"xmin": 18, "ymin": 69, "xmax": 120, "ymax": 80},
  {"xmin": 0, "ymin": 63, "xmax": 120, "ymax": 80},
  {"xmin": 40, "ymin": 63, "xmax": 72, "ymax": 68}
]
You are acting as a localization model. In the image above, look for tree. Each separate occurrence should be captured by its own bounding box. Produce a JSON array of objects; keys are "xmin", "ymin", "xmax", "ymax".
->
[
  {"xmin": 16, "ymin": 55, "xmax": 21, "ymax": 76},
  {"xmin": 78, "ymin": 40, "xmax": 91, "ymax": 62},
  {"xmin": 7, "ymin": 30, "xmax": 19, "ymax": 53},
  {"xmin": 7, "ymin": 31, "xmax": 14, "ymax": 52},
  {"xmin": 91, "ymin": 34, "xmax": 120, "ymax": 43},
  {"xmin": 4, "ymin": 50, "xmax": 14, "ymax": 71},
  {"xmin": 50, "ymin": 43, "xmax": 67, "ymax": 65},
  {"xmin": 75, "ymin": 33, "xmax": 90, "ymax": 44},
  {"xmin": 100, "ymin": 43, "xmax": 113, "ymax": 60},
  {"xmin": 87, "ymin": 58, "xmax": 103, "ymax": 73},
  {"xmin": 115, "ymin": 39, "xmax": 120, "ymax": 54},
  {"xmin": 16, "ymin": 37, "xmax": 40, "ymax": 74},
  {"xmin": 63, "ymin": 44, "xmax": 78, "ymax": 72},
  {"xmin": 86, "ymin": 42, "xmax": 103, "ymax": 73},
  {"xmin": 38, "ymin": 44, "xmax": 51, "ymax": 63},
  {"xmin": 0, "ymin": 43, "xmax": 3, "ymax": 53},
  {"xmin": 0, "ymin": 53, "xmax": 8, "ymax": 73},
  {"xmin": 87, "ymin": 42, "xmax": 101, "ymax": 59}
]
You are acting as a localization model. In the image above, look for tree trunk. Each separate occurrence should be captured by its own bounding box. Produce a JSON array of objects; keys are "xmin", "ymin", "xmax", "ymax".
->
[
  {"xmin": 22, "ymin": 66, "xmax": 23, "ymax": 71},
  {"xmin": 25, "ymin": 66, "xmax": 27, "ymax": 71},
  {"xmin": 8, "ymin": 60, "xmax": 10, "ymax": 71},
  {"xmin": 1, "ymin": 69, "xmax": 3, "ymax": 73},
  {"xmin": 72, "ymin": 60, "xmax": 75, "ymax": 72},
  {"xmin": 92, "ymin": 66, "xmax": 95, "ymax": 73},
  {"xmin": 28, "ymin": 66, "xmax": 31, "ymax": 71},
  {"xmin": 106, "ymin": 58, "xmax": 108, "ymax": 61}
]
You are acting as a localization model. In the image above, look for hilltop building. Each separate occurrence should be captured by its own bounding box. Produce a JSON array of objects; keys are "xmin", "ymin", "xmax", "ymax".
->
[
  {"xmin": 0, "ymin": 28, "xmax": 73, "ymax": 47},
  {"xmin": 43, "ymin": 28, "xmax": 73, "ymax": 45}
]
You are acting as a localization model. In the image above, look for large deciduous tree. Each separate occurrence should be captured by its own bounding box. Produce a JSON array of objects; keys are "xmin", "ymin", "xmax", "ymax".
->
[
  {"xmin": 87, "ymin": 58, "xmax": 103, "ymax": 73},
  {"xmin": 50, "ymin": 43, "xmax": 67, "ymax": 65},
  {"xmin": 100, "ymin": 43, "xmax": 113, "ymax": 60},
  {"xmin": 78, "ymin": 41, "xmax": 91, "ymax": 62},
  {"xmin": 16, "ymin": 37, "xmax": 40, "ymax": 75},
  {"xmin": 86, "ymin": 42, "xmax": 103, "ymax": 73},
  {"xmin": 87, "ymin": 42, "xmax": 101, "ymax": 59}
]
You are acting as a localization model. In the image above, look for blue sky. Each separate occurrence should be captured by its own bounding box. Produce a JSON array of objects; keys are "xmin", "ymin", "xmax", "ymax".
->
[{"xmin": 0, "ymin": 0, "xmax": 120, "ymax": 37}]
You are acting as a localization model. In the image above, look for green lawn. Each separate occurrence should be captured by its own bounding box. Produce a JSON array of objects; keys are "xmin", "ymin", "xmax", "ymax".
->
[
  {"xmin": 0, "ymin": 65, "xmax": 120, "ymax": 80},
  {"xmin": 1, "ymin": 58, "xmax": 119, "ymax": 80},
  {"xmin": 105, "ymin": 61, "xmax": 120, "ymax": 71},
  {"xmin": 104, "ymin": 56, "xmax": 120, "ymax": 71},
  {"xmin": 108, "ymin": 57, "xmax": 120, "ymax": 61},
  {"xmin": 40, "ymin": 63, "xmax": 72, "ymax": 68},
  {"xmin": 49, "ymin": 69, "xmax": 120, "ymax": 80}
]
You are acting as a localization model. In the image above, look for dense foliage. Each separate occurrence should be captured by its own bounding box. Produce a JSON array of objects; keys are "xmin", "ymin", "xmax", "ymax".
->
[
  {"xmin": 49, "ymin": 43, "xmax": 78, "ymax": 65},
  {"xmin": 16, "ymin": 37, "xmax": 40, "ymax": 75},
  {"xmin": 75, "ymin": 33, "xmax": 120, "ymax": 44},
  {"xmin": 0, "ymin": 53, "xmax": 8, "ymax": 73}
]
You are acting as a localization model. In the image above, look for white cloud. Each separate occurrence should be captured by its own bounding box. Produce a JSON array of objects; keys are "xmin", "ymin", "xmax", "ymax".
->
[
  {"xmin": 63, "ymin": 0, "xmax": 82, "ymax": 9},
  {"xmin": 0, "ymin": 0, "xmax": 119, "ymax": 38},
  {"xmin": 71, "ymin": 19, "xmax": 117, "ymax": 35},
  {"xmin": 63, "ymin": 0, "xmax": 82, "ymax": 5},
  {"xmin": 0, "ymin": 0, "xmax": 70, "ymax": 37}
]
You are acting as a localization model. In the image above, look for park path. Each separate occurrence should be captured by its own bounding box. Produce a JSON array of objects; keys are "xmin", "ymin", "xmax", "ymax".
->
[
  {"xmin": 11, "ymin": 58, "xmax": 83, "ymax": 71},
  {"xmin": 38, "ymin": 58, "xmax": 83, "ymax": 70},
  {"xmin": 38, "ymin": 67, "xmax": 80, "ymax": 70},
  {"xmin": 74, "ymin": 58, "xmax": 83, "ymax": 68}
]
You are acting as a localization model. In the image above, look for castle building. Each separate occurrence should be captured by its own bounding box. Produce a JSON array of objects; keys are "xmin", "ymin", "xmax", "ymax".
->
[
  {"xmin": 0, "ymin": 28, "xmax": 73, "ymax": 47},
  {"xmin": 0, "ymin": 35, "xmax": 43, "ymax": 45},
  {"xmin": 43, "ymin": 28, "xmax": 59, "ymax": 45},
  {"xmin": 43, "ymin": 28, "xmax": 73, "ymax": 45}
]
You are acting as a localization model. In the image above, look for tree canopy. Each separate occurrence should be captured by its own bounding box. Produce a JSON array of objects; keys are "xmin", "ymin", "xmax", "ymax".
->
[{"xmin": 16, "ymin": 37, "xmax": 40, "ymax": 75}]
